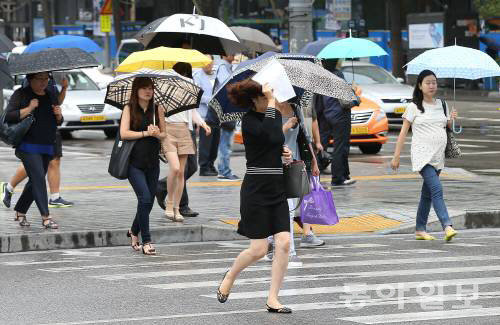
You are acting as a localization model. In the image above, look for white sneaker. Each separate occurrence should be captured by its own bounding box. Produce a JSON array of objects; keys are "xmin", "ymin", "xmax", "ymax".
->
[{"xmin": 288, "ymin": 255, "xmax": 303, "ymax": 268}]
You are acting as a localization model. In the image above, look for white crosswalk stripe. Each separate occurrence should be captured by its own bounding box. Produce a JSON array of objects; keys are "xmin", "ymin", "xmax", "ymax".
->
[{"xmin": 3, "ymin": 238, "xmax": 500, "ymax": 324}]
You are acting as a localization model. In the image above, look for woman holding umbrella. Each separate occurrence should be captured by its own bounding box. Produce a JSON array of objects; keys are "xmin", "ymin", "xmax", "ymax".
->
[
  {"xmin": 5, "ymin": 71, "xmax": 62, "ymax": 229},
  {"xmin": 391, "ymin": 70, "xmax": 458, "ymax": 242},
  {"xmin": 162, "ymin": 62, "xmax": 211, "ymax": 222},
  {"xmin": 217, "ymin": 79, "xmax": 293, "ymax": 313},
  {"xmin": 120, "ymin": 77, "xmax": 166, "ymax": 255}
]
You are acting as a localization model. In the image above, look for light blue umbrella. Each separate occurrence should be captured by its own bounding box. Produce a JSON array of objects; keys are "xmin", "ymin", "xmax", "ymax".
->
[
  {"xmin": 317, "ymin": 37, "xmax": 388, "ymax": 59},
  {"xmin": 406, "ymin": 44, "xmax": 500, "ymax": 133},
  {"xmin": 405, "ymin": 45, "xmax": 500, "ymax": 79}
]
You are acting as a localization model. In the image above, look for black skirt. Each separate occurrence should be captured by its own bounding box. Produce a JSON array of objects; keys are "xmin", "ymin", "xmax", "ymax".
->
[{"xmin": 238, "ymin": 173, "xmax": 289, "ymax": 239}]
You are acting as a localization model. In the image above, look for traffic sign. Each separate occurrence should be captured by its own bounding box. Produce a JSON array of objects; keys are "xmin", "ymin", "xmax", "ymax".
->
[
  {"xmin": 100, "ymin": 0, "xmax": 112, "ymax": 15},
  {"xmin": 100, "ymin": 15, "xmax": 112, "ymax": 33}
]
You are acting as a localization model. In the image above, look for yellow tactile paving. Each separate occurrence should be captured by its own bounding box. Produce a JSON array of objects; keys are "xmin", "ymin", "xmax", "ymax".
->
[{"xmin": 220, "ymin": 213, "xmax": 403, "ymax": 234}]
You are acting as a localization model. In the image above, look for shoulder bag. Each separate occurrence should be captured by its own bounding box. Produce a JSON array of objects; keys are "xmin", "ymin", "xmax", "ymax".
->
[
  {"xmin": 441, "ymin": 99, "xmax": 462, "ymax": 159},
  {"xmin": 0, "ymin": 110, "xmax": 35, "ymax": 147},
  {"xmin": 283, "ymin": 160, "xmax": 311, "ymax": 211},
  {"xmin": 108, "ymin": 130, "xmax": 136, "ymax": 180}
]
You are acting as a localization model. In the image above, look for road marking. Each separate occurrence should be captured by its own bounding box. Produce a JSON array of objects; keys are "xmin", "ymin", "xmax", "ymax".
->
[
  {"xmin": 39, "ymin": 293, "xmax": 500, "ymax": 325},
  {"xmin": 472, "ymin": 169, "xmax": 500, "ymax": 173},
  {"xmin": 1, "ymin": 258, "xmax": 90, "ymax": 266},
  {"xmin": 40, "ymin": 249, "xmax": 442, "ymax": 273},
  {"xmin": 89, "ymin": 255, "xmax": 500, "ymax": 281},
  {"xmin": 202, "ymin": 276, "xmax": 500, "ymax": 300},
  {"xmin": 339, "ymin": 307, "xmax": 500, "ymax": 324},
  {"xmin": 145, "ymin": 264, "xmax": 500, "ymax": 290}
]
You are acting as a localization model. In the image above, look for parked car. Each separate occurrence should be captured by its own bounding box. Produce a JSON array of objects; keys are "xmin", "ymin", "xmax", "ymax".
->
[
  {"xmin": 233, "ymin": 92, "xmax": 388, "ymax": 155},
  {"xmin": 2, "ymin": 70, "xmax": 122, "ymax": 138},
  {"xmin": 341, "ymin": 61, "xmax": 413, "ymax": 124}
]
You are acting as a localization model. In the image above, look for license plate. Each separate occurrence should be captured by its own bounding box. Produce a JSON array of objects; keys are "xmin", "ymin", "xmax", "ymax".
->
[
  {"xmin": 351, "ymin": 126, "xmax": 369, "ymax": 135},
  {"xmin": 80, "ymin": 115, "xmax": 106, "ymax": 122},
  {"xmin": 394, "ymin": 107, "xmax": 406, "ymax": 114}
]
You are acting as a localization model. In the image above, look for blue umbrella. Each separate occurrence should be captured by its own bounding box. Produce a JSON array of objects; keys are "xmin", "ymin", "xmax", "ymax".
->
[
  {"xmin": 317, "ymin": 37, "xmax": 388, "ymax": 59},
  {"xmin": 24, "ymin": 35, "xmax": 102, "ymax": 53},
  {"xmin": 299, "ymin": 38, "xmax": 339, "ymax": 56}
]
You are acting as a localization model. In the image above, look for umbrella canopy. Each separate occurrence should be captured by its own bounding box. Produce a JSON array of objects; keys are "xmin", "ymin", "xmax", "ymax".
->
[
  {"xmin": 115, "ymin": 46, "xmax": 211, "ymax": 73},
  {"xmin": 24, "ymin": 35, "xmax": 102, "ymax": 53},
  {"xmin": 8, "ymin": 48, "xmax": 99, "ymax": 75},
  {"xmin": 135, "ymin": 14, "xmax": 243, "ymax": 56},
  {"xmin": 209, "ymin": 52, "xmax": 353, "ymax": 123},
  {"xmin": 0, "ymin": 34, "xmax": 15, "ymax": 53},
  {"xmin": 0, "ymin": 55, "xmax": 13, "ymax": 88},
  {"xmin": 318, "ymin": 37, "xmax": 388, "ymax": 59},
  {"xmin": 299, "ymin": 38, "xmax": 339, "ymax": 56},
  {"xmin": 405, "ymin": 45, "xmax": 500, "ymax": 79},
  {"xmin": 230, "ymin": 26, "xmax": 279, "ymax": 53},
  {"xmin": 105, "ymin": 68, "xmax": 203, "ymax": 117}
]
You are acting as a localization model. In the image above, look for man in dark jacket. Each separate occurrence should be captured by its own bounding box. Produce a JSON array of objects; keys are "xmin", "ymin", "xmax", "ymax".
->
[{"xmin": 315, "ymin": 70, "xmax": 359, "ymax": 186}]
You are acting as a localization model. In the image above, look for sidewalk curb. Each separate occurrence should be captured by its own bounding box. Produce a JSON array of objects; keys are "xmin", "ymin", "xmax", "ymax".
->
[
  {"xmin": 0, "ymin": 224, "xmax": 245, "ymax": 253},
  {"xmin": 378, "ymin": 210, "xmax": 500, "ymax": 235}
]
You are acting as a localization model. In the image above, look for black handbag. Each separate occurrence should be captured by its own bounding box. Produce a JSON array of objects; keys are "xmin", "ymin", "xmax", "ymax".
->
[
  {"xmin": 441, "ymin": 99, "xmax": 462, "ymax": 159},
  {"xmin": 108, "ymin": 131, "xmax": 136, "ymax": 180},
  {"xmin": 0, "ymin": 110, "xmax": 35, "ymax": 147},
  {"xmin": 283, "ymin": 160, "xmax": 311, "ymax": 199}
]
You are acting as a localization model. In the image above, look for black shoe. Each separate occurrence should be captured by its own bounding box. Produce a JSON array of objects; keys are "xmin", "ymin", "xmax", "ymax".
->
[
  {"xmin": 179, "ymin": 207, "xmax": 199, "ymax": 217},
  {"xmin": 199, "ymin": 169, "xmax": 218, "ymax": 176},
  {"xmin": 266, "ymin": 304, "xmax": 292, "ymax": 313},
  {"xmin": 1, "ymin": 182, "xmax": 13, "ymax": 208},
  {"xmin": 156, "ymin": 189, "xmax": 167, "ymax": 210}
]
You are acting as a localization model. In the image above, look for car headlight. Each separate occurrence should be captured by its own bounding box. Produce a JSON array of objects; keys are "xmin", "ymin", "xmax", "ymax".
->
[{"xmin": 375, "ymin": 110, "xmax": 386, "ymax": 122}]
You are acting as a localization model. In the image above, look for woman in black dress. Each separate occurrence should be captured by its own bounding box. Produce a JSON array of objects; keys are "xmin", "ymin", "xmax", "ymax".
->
[{"xmin": 217, "ymin": 79, "xmax": 293, "ymax": 313}]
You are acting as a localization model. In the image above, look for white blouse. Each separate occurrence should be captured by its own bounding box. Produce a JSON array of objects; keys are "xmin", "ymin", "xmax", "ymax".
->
[
  {"xmin": 165, "ymin": 108, "xmax": 205, "ymax": 131},
  {"xmin": 403, "ymin": 99, "xmax": 450, "ymax": 172}
]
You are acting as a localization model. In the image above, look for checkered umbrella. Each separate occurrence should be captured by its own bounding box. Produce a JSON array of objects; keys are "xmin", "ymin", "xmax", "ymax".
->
[{"xmin": 105, "ymin": 69, "xmax": 203, "ymax": 117}]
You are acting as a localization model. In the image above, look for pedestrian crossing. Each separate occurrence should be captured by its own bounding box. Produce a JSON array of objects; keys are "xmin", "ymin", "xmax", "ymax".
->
[{"xmin": 2, "ymin": 234, "xmax": 500, "ymax": 324}]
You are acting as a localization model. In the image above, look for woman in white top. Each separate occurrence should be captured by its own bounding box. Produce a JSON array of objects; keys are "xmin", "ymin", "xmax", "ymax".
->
[
  {"xmin": 163, "ymin": 62, "xmax": 211, "ymax": 222},
  {"xmin": 391, "ymin": 69, "xmax": 458, "ymax": 242}
]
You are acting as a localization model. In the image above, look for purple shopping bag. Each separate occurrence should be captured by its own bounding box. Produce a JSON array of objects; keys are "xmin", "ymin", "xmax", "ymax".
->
[{"xmin": 300, "ymin": 176, "xmax": 339, "ymax": 225}]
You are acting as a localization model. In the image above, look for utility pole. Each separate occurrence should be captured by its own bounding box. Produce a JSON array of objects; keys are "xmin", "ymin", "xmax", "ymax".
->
[
  {"xmin": 288, "ymin": 0, "xmax": 314, "ymax": 53},
  {"xmin": 41, "ymin": 0, "xmax": 53, "ymax": 37},
  {"xmin": 112, "ymin": 0, "xmax": 122, "ymax": 48},
  {"xmin": 130, "ymin": 0, "xmax": 136, "ymax": 22},
  {"xmin": 389, "ymin": 0, "xmax": 404, "ymax": 78}
]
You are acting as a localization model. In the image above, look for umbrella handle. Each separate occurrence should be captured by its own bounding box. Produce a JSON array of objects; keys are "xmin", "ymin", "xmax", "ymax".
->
[{"xmin": 452, "ymin": 119, "xmax": 462, "ymax": 134}]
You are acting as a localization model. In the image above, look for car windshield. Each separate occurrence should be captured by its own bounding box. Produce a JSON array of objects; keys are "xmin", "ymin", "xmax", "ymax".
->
[
  {"xmin": 53, "ymin": 71, "xmax": 99, "ymax": 91},
  {"xmin": 118, "ymin": 42, "xmax": 144, "ymax": 63},
  {"xmin": 341, "ymin": 65, "xmax": 398, "ymax": 85}
]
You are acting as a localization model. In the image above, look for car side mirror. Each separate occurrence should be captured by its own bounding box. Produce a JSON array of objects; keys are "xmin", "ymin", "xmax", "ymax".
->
[{"xmin": 396, "ymin": 77, "xmax": 404, "ymax": 83}]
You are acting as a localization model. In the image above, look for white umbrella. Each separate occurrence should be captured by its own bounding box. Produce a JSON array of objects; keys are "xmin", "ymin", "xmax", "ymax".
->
[
  {"xmin": 406, "ymin": 44, "xmax": 500, "ymax": 133},
  {"xmin": 135, "ymin": 12, "xmax": 243, "ymax": 56},
  {"xmin": 230, "ymin": 26, "xmax": 279, "ymax": 54}
]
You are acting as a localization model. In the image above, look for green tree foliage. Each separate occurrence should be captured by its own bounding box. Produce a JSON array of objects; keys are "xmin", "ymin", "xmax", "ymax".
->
[{"xmin": 473, "ymin": 0, "xmax": 500, "ymax": 19}]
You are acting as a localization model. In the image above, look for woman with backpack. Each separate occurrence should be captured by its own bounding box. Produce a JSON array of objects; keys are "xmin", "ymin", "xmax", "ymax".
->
[{"xmin": 391, "ymin": 69, "xmax": 458, "ymax": 241}]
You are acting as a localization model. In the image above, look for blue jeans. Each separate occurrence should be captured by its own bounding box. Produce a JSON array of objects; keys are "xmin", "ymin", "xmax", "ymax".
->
[
  {"xmin": 128, "ymin": 163, "xmax": 159, "ymax": 244},
  {"xmin": 416, "ymin": 164, "xmax": 452, "ymax": 232},
  {"xmin": 217, "ymin": 128, "xmax": 234, "ymax": 177}
]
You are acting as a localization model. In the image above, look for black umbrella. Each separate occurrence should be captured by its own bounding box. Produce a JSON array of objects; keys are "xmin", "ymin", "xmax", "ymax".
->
[
  {"xmin": 0, "ymin": 55, "xmax": 12, "ymax": 88},
  {"xmin": 0, "ymin": 34, "xmax": 15, "ymax": 53},
  {"xmin": 8, "ymin": 48, "xmax": 99, "ymax": 75},
  {"xmin": 135, "ymin": 13, "xmax": 243, "ymax": 55}
]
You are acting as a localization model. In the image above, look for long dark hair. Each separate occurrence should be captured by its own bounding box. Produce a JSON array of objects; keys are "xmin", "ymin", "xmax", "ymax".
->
[
  {"xmin": 412, "ymin": 69, "xmax": 437, "ymax": 113},
  {"xmin": 128, "ymin": 77, "xmax": 158, "ymax": 130}
]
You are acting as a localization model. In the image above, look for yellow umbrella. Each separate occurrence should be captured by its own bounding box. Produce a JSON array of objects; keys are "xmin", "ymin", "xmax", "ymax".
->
[{"xmin": 115, "ymin": 46, "xmax": 212, "ymax": 72}]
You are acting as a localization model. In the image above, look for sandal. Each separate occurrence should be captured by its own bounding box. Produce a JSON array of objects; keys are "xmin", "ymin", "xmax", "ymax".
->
[
  {"xmin": 173, "ymin": 207, "xmax": 184, "ymax": 222},
  {"xmin": 127, "ymin": 230, "xmax": 141, "ymax": 251},
  {"xmin": 142, "ymin": 243, "xmax": 156, "ymax": 255},
  {"xmin": 14, "ymin": 212, "xmax": 30, "ymax": 227},
  {"xmin": 165, "ymin": 200, "xmax": 176, "ymax": 221},
  {"xmin": 266, "ymin": 304, "xmax": 292, "ymax": 313},
  {"xmin": 217, "ymin": 270, "xmax": 230, "ymax": 303},
  {"xmin": 42, "ymin": 217, "xmax": 59, "ymax": 229}
]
